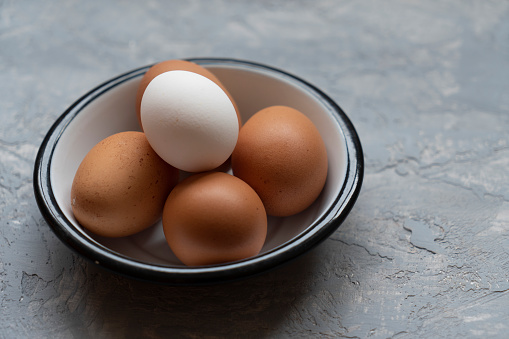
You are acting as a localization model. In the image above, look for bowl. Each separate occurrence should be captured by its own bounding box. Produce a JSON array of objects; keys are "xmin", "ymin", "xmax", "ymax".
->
[{"xmin": 33, "ymin": 58, "xmax": 363, "ymax": 285}]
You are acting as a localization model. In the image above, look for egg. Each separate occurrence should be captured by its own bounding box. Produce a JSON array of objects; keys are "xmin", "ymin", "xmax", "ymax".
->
[
  {"xmin": 231, "ymin": 106, "xmax": 328, "ymax": 217},
  {"xmin": 71, "ymin": 131, "xmax": 179, "ymax": 237},
  {"xmin": 141, "ymin": 70, "xmax": 239, "ymax": 172},
  {"xmin": 135, "ymin": 59, "xmax": 241, "ymax": 129},
  {"xmin": 162, "ymin": 172, "xmax": 267, "ymax": 266}
]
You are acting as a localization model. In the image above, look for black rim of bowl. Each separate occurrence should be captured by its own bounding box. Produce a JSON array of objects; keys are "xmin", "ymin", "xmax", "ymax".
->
[{"xmin": 33, "ymin": 57, "xmax": 364, "ymax": 285}]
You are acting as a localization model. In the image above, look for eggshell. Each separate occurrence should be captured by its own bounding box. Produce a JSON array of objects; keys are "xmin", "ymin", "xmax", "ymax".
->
[
  {"xmin": 141, "ymin": 70, "xmax": 239, "ymax": 173},
  {"xmin": 231, "ymin": 106, "xmax": 328, "ymax": 217},
  {"xmin": 162, "ymin": 172, "xmax": 267, "ymax": 266},
  {"xmin": 135, "ymin": 59, "xmax": 241, "ymax": 129},
  {"xmin": 71, "ymin": 131, "xmax": 179, "ymax": 237}
]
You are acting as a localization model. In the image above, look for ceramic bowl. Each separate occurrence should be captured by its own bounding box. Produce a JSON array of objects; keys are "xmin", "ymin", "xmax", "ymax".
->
[{"xmin": 33, "ymin": 58, "xmax": 363, "ymax": 285}]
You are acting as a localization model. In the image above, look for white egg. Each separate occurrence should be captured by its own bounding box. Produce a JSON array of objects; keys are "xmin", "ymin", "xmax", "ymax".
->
[{"xmin": 140, "ymin": 70, "xmax": 239, "ymax": 172}]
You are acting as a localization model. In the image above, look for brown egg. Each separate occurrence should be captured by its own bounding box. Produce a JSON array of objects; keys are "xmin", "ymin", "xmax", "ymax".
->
[
  {"xmin": 162, "ymin": 172, "xmax": 267, "ymax": 266},
  {"xmin": 135, "ymin": 59, "xmax": 241, "ymax": 129},
  {"xmin": 71, "ymin": 131, "xmax": 179, "ymax": 237},
  {"xmin": 231, "ymin": 106, "xmax": 328, "ymax": 217}
]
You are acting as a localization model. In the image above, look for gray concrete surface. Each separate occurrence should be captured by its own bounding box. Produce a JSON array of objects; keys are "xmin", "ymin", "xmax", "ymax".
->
[{"xmin": 1, "ymin": 1, "xmax": 509, "ymax": 338}]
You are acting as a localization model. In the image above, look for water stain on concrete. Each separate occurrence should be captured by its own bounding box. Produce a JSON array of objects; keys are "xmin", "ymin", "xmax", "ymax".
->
[{"xmin": 404, "ymin": 219, "xmax": 443, "ymax": 254}]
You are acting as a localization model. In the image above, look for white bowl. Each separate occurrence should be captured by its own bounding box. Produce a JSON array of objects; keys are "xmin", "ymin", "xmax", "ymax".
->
[{"xmin": 34, "ymin": 58, "xmax": 363, "ymax": 285}]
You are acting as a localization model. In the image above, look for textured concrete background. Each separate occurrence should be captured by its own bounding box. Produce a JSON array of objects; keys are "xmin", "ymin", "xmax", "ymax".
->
[{"xmin": 1, "ymin": 0, "xmax": 509, "ymax": 338}]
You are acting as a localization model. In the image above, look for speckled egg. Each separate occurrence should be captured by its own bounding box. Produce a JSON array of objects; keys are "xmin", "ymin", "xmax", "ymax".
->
[{"xmin": 71, "ymin": 131, "xmax": 179, "ymax": 237}]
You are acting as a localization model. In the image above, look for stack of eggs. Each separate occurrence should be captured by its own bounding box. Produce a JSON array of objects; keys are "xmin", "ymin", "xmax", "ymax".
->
[{"xmin": 70, "ymin": 60, "xmax": 328, "ymax": 266}]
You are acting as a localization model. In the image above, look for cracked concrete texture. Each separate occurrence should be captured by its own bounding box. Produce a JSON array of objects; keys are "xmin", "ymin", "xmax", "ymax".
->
[{"xmin": 1, "ymin": 0, "xmax": 509, "ymax": 338}]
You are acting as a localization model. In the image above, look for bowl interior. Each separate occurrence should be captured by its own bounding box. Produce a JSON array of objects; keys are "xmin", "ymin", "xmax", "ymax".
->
[{"xmin": 50, "ymin": 62, "xmax": 348, "ymax": 266}]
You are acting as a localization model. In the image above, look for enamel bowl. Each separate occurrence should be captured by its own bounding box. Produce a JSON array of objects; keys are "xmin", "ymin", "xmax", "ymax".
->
[{"xmin": 33, "ymin": 58, "xmax": 363, "ymax": 285}]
